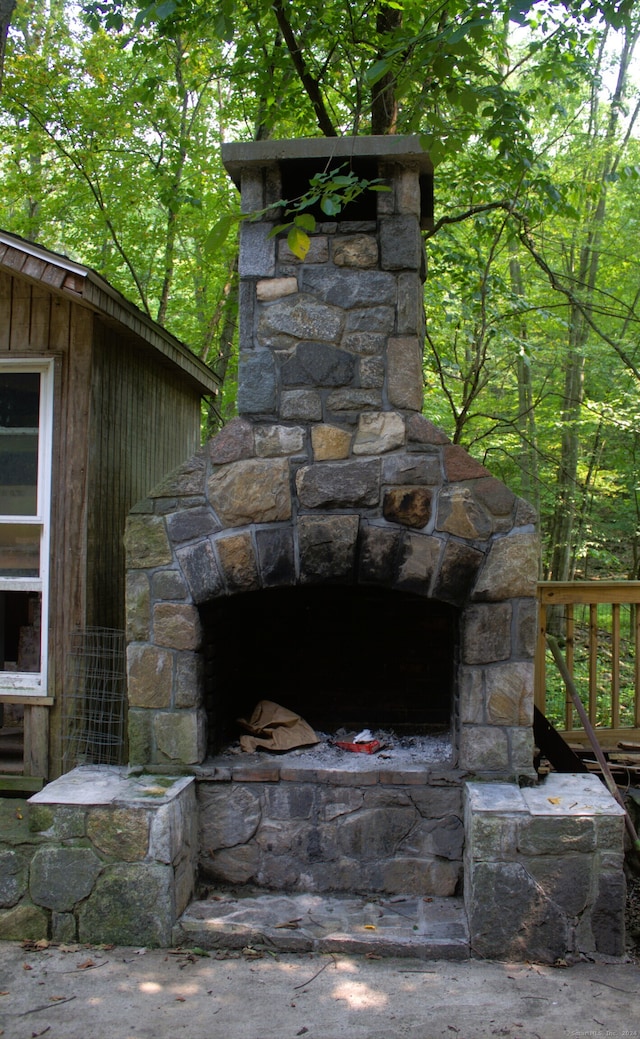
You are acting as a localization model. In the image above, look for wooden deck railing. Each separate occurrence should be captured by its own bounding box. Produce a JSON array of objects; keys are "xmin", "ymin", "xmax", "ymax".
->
[{"xmin": 535, "ymin": 581, "xmax": 640, "ymax": 745}]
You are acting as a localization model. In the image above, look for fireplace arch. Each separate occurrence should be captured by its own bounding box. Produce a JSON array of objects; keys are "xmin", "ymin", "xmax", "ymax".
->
[{"xmin": 124, "ymin": 419, "xmax": 538, "ymax": 777}]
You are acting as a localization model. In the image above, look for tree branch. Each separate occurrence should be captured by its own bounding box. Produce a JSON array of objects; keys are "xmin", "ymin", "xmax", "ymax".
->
[{"xmin": 271, "ymin": 0, "xmax": 337, "ymax": 137}]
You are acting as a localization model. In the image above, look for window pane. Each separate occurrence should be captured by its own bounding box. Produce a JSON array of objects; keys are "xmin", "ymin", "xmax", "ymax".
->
[
  {"xmin": 0, "ymin": 590, "xmax": 41, "ymax": 672},
  {"xmin": 0, "ymin": 372, "xmax": 40, "ymax": 516},
  {"xmin": 0, "ymin": 524, "xmax": 40, "ymax": 577}
]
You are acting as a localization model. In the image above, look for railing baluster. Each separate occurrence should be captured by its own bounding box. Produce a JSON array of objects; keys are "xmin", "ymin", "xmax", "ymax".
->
[
  {"xmin": 612, "ymin": 604, "xmax": 620, "ymax": 730},
  {"xmin": 565, "ymin": 605, "xmax": 574, "ymax": 731},
  {"xmin": 589, "ymin": 603, "xmax": 598, "ymax": 726},
  {"xmin": 636, "ymin": 604, "xmax": 640, "ymax": 729}
]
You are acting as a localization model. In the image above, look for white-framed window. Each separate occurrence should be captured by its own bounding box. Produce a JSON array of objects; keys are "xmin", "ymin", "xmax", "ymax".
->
[{"xmin": 0, "ymin": 359, "xmax": 53, "ymax": 698}]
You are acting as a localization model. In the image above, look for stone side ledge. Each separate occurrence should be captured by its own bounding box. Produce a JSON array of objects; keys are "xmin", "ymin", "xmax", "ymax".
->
[
  {"xmin": 464, "ymin": 774, "xmax": 626, "ymax": 962},
  {"xmin": 0, "ymin": 768, "xmax": 197, "ymax": 947}
]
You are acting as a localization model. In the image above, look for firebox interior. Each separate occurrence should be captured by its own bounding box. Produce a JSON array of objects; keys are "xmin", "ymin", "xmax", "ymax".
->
[{"xmin": 200, "ymin": 585, "xmax": 458, "ymax": 752}]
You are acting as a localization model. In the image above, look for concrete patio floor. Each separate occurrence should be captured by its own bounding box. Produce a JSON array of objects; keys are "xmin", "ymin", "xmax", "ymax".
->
[{"xmin": 0, "ymin": 937, "xmax": 638, "ymax": 1039}]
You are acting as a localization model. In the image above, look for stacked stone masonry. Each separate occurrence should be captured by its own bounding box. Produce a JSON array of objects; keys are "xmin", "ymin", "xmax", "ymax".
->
[
  {"xmin": 465, "ymin": 774, "xmax": 627, "ymax": 962},
  {"xmin": 197, "ymin": 760, "xmax": 465, "ymax": 897},
  {"xmin": 0, "ymin": 768, "xmax": 197, "ymax": 947}
]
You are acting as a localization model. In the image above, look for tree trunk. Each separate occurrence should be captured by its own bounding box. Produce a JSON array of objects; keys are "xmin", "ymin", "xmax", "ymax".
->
[
  {"xmin": 0, "ymin": 0, "xmax": 16, "ymax": 94},
  {"xmin": 371, "ymin": 4, "xmax": 402, "ymax": 135}
]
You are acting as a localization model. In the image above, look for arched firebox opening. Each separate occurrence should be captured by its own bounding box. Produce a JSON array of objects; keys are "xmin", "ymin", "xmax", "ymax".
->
[{"xmin": 199, "ymin": 585, "xmax": 459, "ymax": 754}]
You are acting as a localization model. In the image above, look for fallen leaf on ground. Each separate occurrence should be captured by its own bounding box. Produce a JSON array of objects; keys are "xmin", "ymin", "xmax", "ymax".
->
[
  {"xmin": 76, "ymin": 959, "xmax": 97, "ymax": 970},
  {"xmin": 23, "ymin": 963, "xmax": 33, "ymax": 971}
]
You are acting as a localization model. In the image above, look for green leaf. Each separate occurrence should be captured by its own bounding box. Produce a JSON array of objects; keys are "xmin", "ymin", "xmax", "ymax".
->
[
  {"xmin": 287, "ymin": 224, "xmax": 311, "ymax": 260},
  {"xmin": 294, "ymin": 213, "xmax": 316, "ymax": 232},
  {"xmin": 204, "ymin": 212, "xmax": 239, "ymax": 254},
  {"xmin": 320, "ymin": 195, "xmax": 341, "ymax": 216}
]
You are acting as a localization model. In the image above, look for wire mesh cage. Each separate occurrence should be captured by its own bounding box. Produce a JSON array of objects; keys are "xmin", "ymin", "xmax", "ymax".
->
[{"xmin": 62, "ymin": 627, "xmax": 127, "ymax": 769}]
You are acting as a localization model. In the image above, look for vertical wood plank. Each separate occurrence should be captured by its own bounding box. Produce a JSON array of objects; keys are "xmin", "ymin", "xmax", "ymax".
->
[
  {"xmin": 23, "ymin": 705, "xmax": 49, "ymax": 779},
  {"xmin": 0, "ymin": 271, "xmax": 12, "ymax": 350},
  {"xmin": 534, "ymin": 600, "xmax": 547, "ymax": 714},
  {"xmin": 30, "ymin": 284, "xmax": 51, "ymax": 348},
  {"xmin": 9, "ymin": 279, "xmax": 31, "ymax": 350}
]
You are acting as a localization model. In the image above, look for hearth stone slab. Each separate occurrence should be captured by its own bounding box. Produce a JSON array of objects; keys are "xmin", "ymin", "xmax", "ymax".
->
[{"xmin": 173, "ymin": 891, "xmax": 469, "ymax": 960}]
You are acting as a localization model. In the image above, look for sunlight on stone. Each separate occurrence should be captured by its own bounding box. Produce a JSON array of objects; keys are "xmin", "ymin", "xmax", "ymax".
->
[{"xmin": 332, "ymin": 981, "xmax": 389, "ymax": 1009}]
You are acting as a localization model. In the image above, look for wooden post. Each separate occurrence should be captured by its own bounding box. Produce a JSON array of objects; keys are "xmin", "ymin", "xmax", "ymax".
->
[{"xmin": 23, "ymin": 705, "xmax": 49, "ymax": 780}]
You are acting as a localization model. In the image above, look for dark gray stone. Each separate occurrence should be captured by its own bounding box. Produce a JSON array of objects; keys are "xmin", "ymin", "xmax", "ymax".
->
[
  {"xmin": 336, "ymin": 807, "xmax": 417, "ymax": 860},
  {"xmin": 514, "ymin": 598, "xmax": 538, "ymax": 658},
  {"xmin": 199, "ymin": 785, "xmax": 261, "ymax": 850},
  {"xmin": 526, "ymin": 856, "xmax": 592, "ymax": 917},
  {"xmin": 237, "ymin": 349, "xmax": 277, "ymax": 414},
  {"xmin": 468, "ymin": 861, "xmax": 569, "ymax": 962},
  {"xmin": 77, "ymin": 864, "xmax": 174, "ymax": 947},
  {"xmin": 175, "ymin": 652, "xmax": 203, "ymax": 708},
  {"xmin": 239, "ymin": 220, "xmax": 275, "ymax": 277},
  {"xmin": 592, "ymin": 868, "xmax": 626, "ymax": 956},
  {"xmin": 302, "ymin": 268, "xmax": 396, "ymax": 308},
  {"xmin": 434, "ymin": 542, "xmax": 485, "ymax": 606},
  {"xmin": 239, "ymin": 279, "xmax": 256, "ymax": 351},
  {"xmin": 357, "ymin": 524, "xmax": 401, "ymax": 585},
  {"xmin": 397, "ymin": 271, "xmax": 424, "ymax": 333},
  {"xmin": 341, "ymin": 331, "xmax": 387, "ymax": 355},
  {"xmin": 380, "ymin": 215, "xmax": 422, "ymax": 271},
  {"xmin": 462, "ymin": 603, "xmax": 512, "ymax": 664},
  {"xmin": 382, "ymin": 452, "xmax": 441, "ymax": 485},
  {"xmin": 296, "ymin": 459, "xmax": 380, "ymax": 508},
  {"xmin": 281, "ymin": 342, "xmax": 356, "ymax": 387},
  {"xmin": 167, "ymin": 506, "xmax": 220, "ymax": 544},
  {"xmin": 257, "ymin": 293, "xmax": 343, "ymax": 345},
  {"xmin": 344, "ymin": 307, "xmax": 395, "ymax": 333},
  {"xmin": 299, "ymin": 515, "xmax": 359, "ymax": 583},
  {"xmin": 30, "ymin": 847, "xmax": 102, "ymax": 912},
  {"xmin": 255, "ymin": 527, "xmax": 296, "ymax": 587},
  {"xmin": 152, "ymin": 569, "xmax": 188, "ymax": 601},
  {"xmin": 177, "ymin": 540, "xmax": 224, "ymax": 604},
  {"xmin": 359, "ymin": 356, "xmax": 385, "ymax": 388},
  {"xmin": 0, "ymin": 850, "xmax": 27, "ymax": 908},
  {"xmin": 265, "ymin": 784, "xmax": 315, "ymax": 821}
]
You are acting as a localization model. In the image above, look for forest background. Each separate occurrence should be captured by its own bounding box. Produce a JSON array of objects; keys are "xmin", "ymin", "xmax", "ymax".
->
[{"xmin": 1, "ymin": 0, "xmax": 640, "ymax": 587}]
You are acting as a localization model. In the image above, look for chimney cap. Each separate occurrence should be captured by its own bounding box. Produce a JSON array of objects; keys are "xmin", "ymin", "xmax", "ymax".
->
[{"xmin": 221, "ymin": 134, "xmax": 433, "ymax": 187}]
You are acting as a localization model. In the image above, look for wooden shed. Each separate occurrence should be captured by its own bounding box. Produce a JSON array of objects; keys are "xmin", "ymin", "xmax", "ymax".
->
[{"xmin": 0, "ymin": 230, "xmax": 219, "ymax": 785}]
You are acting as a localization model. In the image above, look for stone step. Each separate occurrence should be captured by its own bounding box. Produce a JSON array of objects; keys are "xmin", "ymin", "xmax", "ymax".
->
[{"xmin": 173, "ymin": 891, "xmax": 469, "ymax": 960}]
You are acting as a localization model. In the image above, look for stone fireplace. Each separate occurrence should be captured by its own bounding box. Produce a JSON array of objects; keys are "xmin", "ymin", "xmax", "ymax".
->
[
  {"xmin": 124, "ymin": 136, "xmax": 539, "ymax": 778},
  {"xmin": 112, "ymin": 136, "xmax": 626, "ymax": 959}
]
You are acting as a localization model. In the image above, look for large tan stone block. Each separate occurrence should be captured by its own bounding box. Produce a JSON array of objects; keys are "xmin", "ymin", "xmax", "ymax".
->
[
  {"xmin": 127, "ymin": 644, "xmax": 173, "ymax": 708},
  {"xmin": 208, "ymin": 458, "xmax": 292, "ymax": 525},
  {"xmin": 154, "ymin": 603, "xmax": 201, "ymax": 651},
  {"xmin": 473, "ymin": 533, "xmax": 540, "ymax": 599}
]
